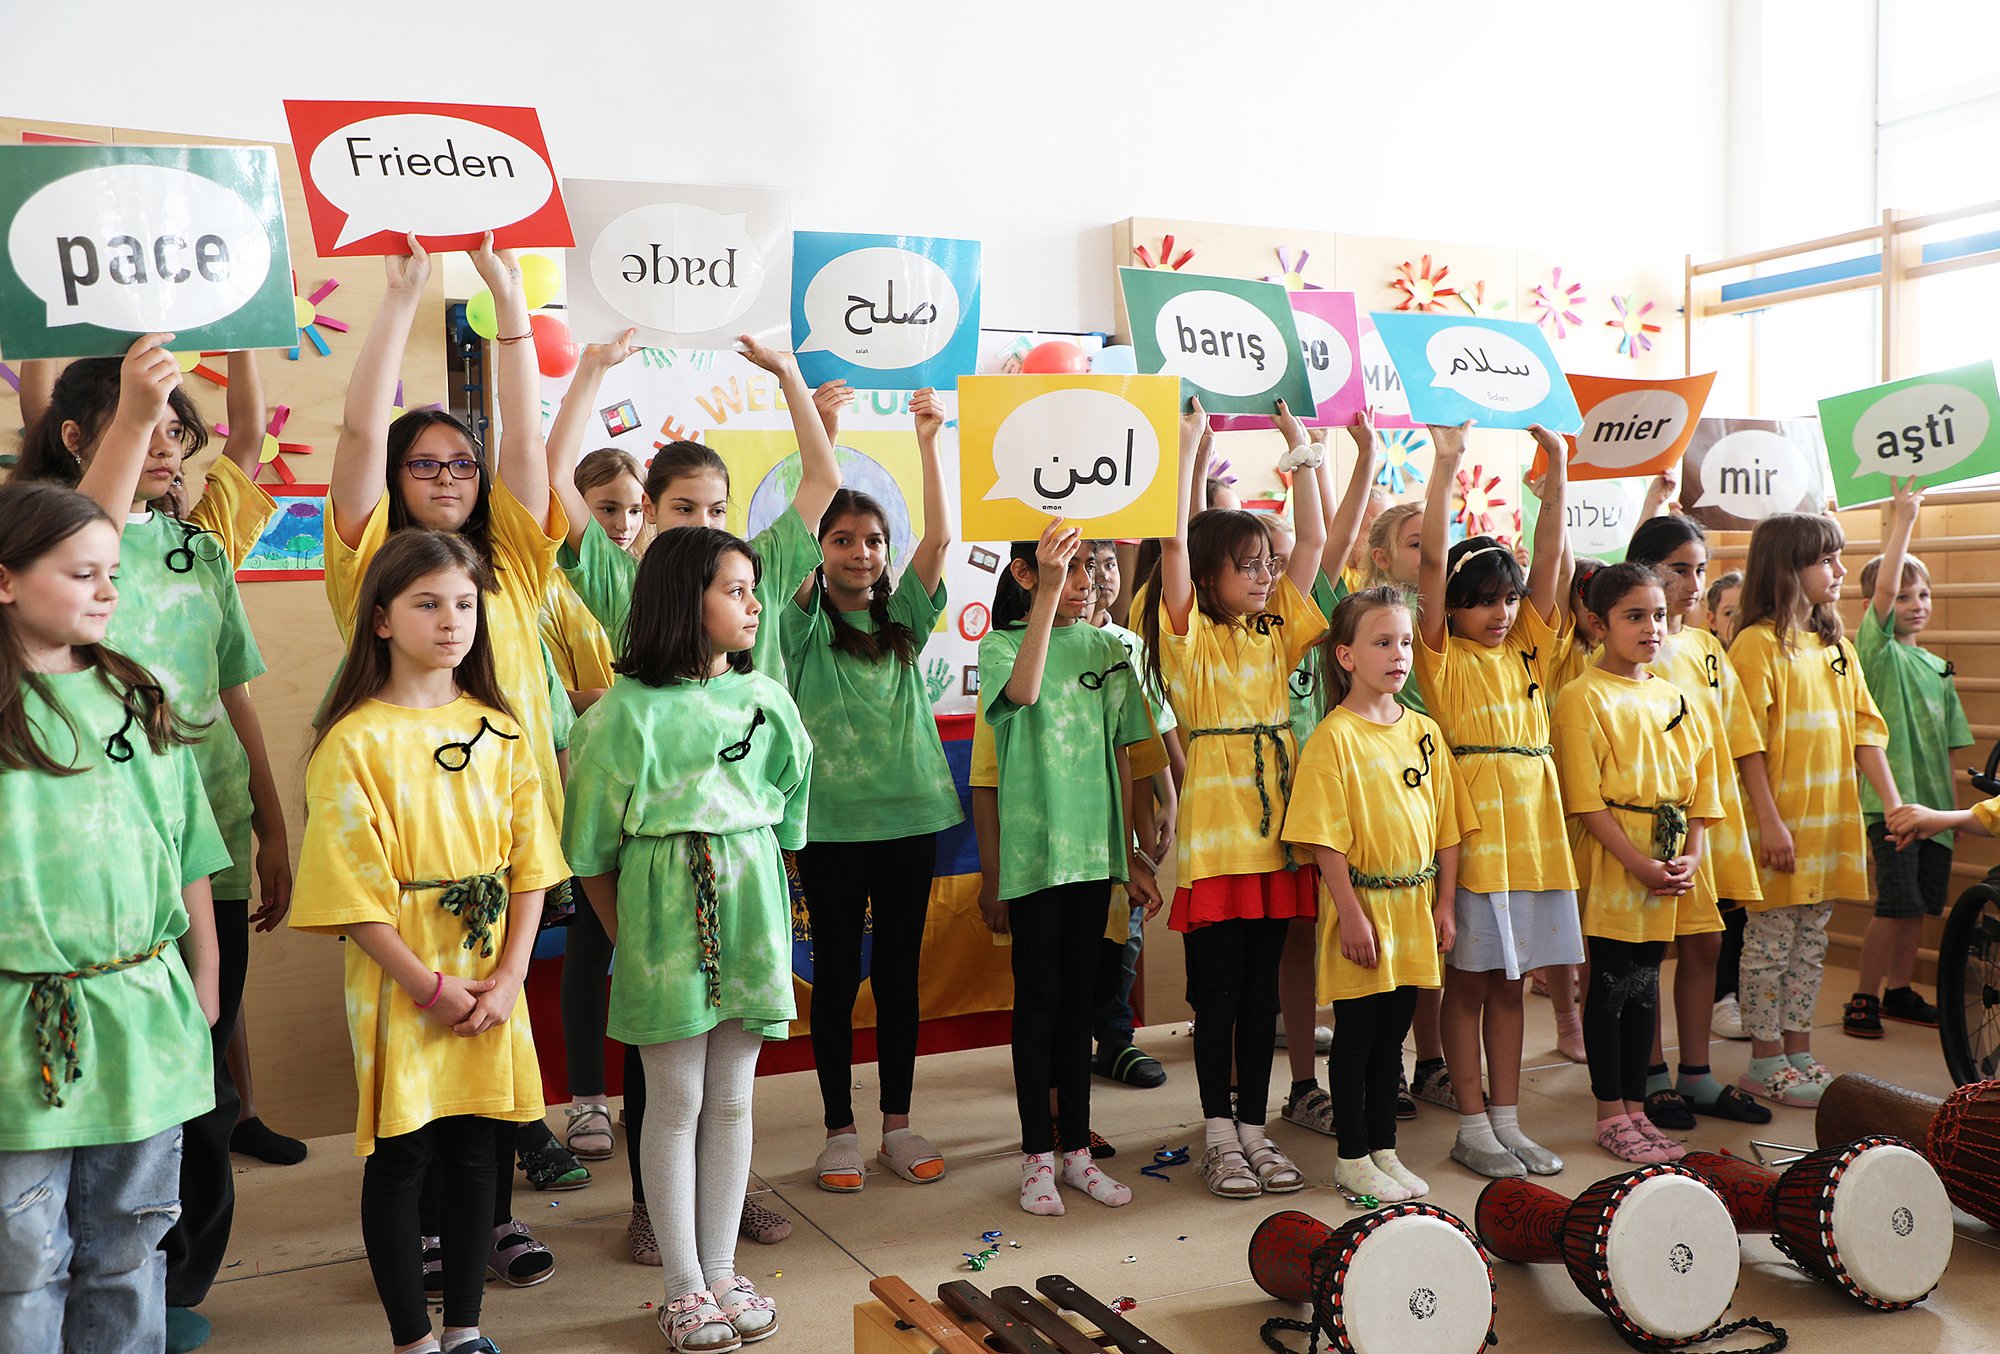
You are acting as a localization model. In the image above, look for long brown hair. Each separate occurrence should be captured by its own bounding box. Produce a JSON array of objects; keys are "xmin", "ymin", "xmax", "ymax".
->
[
  {"xmin": 312, "ymin": 530, "xmax": 513, "ymax": 753},
  {"xmin": 815, "ymin": 488, "xmax": 917, "ymax": 666},
  {"xmin": 1315, "ymin": 585, "xmax": 1411, "ymax": 710},
  {"xmin": 1733, "ymin": 512, "xmax": 1845, "ymax": 653},
  {"xmin": 0, "ymin": 482, "xmax": 197, "ymax": 774},
  {"xmin": 384, "ymin": 409, "xmax": 496, "ymax": 570},
  {"xmin": 1137, "ymin": 507, "xmax": 1275, "ymax": 700},
  {"xmin": 13, "ymin": 356, "xmax": 209, "ymax": 494},
  {"xmin": 618, "ymin": 526, "xmax": 759, "ymax": 685}
]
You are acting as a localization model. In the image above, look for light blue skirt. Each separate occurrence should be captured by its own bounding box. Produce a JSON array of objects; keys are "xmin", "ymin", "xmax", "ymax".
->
[{"xmin": 1445, "ymin": 887, "xmax": 1584, "ymax": 978}]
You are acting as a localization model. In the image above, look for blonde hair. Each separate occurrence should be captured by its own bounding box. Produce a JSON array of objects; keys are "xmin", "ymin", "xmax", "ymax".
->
[{"xmin": 1365, "ymin": 501, "xmax": 1423, "ymax": 588}]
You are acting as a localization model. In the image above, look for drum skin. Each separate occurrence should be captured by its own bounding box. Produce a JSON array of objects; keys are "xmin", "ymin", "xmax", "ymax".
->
[
  {"xmin": 1769, "ymin": 1137, "xmax": 1953, "ymax": 1310},
  {"xmin": 1251, "ymin": 1205, "xmax": 1497, "ymax": 1354}
]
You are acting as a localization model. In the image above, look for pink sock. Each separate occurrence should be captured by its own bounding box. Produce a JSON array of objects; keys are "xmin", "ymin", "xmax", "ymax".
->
[
  {"xmin": 1060, "ymin": 1149, "xmax": 1131, "ymax": 1207},
  {"xmin": 1019, "ymin": 1152, "xmax": 1064, "ymax": 1216}
]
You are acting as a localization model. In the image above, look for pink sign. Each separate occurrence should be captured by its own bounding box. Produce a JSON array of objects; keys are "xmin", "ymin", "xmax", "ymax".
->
[
  {"xmin": 1211, "ymin": 290, "xmax": 1367, "ymax": 431},
  {"xmin": 1354, "ymin": 311, "xmax": 1417, "ymax": 430}
]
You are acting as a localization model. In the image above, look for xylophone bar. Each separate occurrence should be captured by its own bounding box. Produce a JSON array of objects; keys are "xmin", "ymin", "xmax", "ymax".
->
[
  {"xmin": 1036, "ymin": 1275, "xmax": 1179, "ymax": 1354},
  {"xmin": 990, "ymin": 1286, "xmax": 1109, "ymax": 1354},
  {"xmin": 939, "ymin": 1280, "xmax": 1064, "ymax": 1354},
  {"xmin": 867, "ymin": 1276, "xmax": 988, "ymax": 1354}
]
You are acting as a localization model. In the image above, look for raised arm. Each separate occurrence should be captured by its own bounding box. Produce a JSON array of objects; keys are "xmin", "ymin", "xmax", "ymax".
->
[
  {"xmin": 76, "ymin": 333, "xmax": 181, "ymax": 522},
  {"xmin": 739, "ymin": 336, "xmax": 841, "ymax": 531},
  {"xmin": 1161, "ymin": 398, "xmax": 1208, "ymax": 633},
  {"xmin": 1003, "ymin": 520, "xmax": 1081, "ymax": 708},
  {"xmin": 1525, "ymin": 423, "xmax": 1570, "ymax": 619},
  {"xmin": 1639, "ymin": 464, "xmax": 1680, "ymax": 522},
  {"xmin": 332, "ymin": 237, "xmax": 430, "ymax": 545},
  {"xmin": 1417, "ymin": 422, "xmax": 1469, "ymax": 652},
  {"xmin": 220, "ymin": 350, "xmax": 267, "ymax": 479},
  {"xmin": 909, "ymin": 387, "xmax": 954, "ymax": 593},
  {"xmin": 1871, "ymin": 477, "xmax": 1922, "ymax": 624},
  {"xmin": 1273, "ymin": 400, "xmax": 1326, "ymax": 595},
  {"xmin": 471, "ymin": 236, "xmax": 548, "ymax": 525},
  {"xmin": 547, "ymin": 327, "xmax": 639, "ymax": 552},
  {"xmin": 1321, "ymin": 409, "xmax": 1382, "ymax": 584}
]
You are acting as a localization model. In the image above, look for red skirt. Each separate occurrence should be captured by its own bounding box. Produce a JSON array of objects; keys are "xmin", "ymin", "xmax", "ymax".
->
[{"xmin": 1168, "ymin": 866, "xmax": 1319, "ymax": 933}]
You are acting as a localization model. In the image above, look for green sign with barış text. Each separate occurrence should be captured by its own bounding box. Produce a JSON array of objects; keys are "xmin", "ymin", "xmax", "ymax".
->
[
  {"xmin": 1818, "ymin": 360, "xmax": 2000, "ymax": 508},
  {"xmin": 1119, "ymin": 266, "xmax": 1313, "ymax": 415},
  {"xmin": 0, "ymin": 143, "xmax": 297, "ymax": 360}
]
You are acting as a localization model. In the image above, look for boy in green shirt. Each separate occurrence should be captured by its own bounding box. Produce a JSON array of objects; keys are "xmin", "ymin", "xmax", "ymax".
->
[{"xmin": 1847, "ymin": 480, "xmax": 1971, "ymax": 1038}]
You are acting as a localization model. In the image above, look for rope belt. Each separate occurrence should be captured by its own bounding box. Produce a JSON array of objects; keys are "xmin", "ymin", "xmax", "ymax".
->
[
  {"xmin": 686, "ymin": 832, "xmax": 724, "ymax": 1008},
  {"xmin": 402, "ymin": 868, "xmax": 510, "ymax": 958},
  {"xmin": 1186, "ymin": 720, "xmax": 1293, "ymax": 837},
  {"xmin": 4, "ymin": 940, "xmax": 169, "ymax": 1107},
  {"xmin": 1349, "ymin": 861, "xmax": 1440, "ymax": 891},
  {"xmin": 1607, "ymin": 801, "xmax": 1691, "ymax": 861},
  {"xmin": 1451, "ymin": 743, "xmax": 1552, "ymax": 758}
]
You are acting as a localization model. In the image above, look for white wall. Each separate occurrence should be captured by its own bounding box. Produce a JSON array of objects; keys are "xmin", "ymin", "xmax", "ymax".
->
[{"xmin": 9, "ymin": 0, "xmax": 1733, "ymax": 326}]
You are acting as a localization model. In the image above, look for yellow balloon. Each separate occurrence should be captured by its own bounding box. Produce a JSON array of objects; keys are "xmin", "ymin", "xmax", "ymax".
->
[{"xmin": 519, "ymin": 254, "xmax": 561, "ymax": 310}]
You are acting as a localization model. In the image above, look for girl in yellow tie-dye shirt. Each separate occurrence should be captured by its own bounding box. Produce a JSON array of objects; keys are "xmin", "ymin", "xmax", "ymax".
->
[
  {"xmin": 1729, "ymin": 513, "xmax": 1898, "ymax": 1109},
  {"xmin": 290, "ymin": 531, "xmax": 566, "ymax": 1354},
  {"xmin": 1417, "ymin": 422, "xmax": 1580, "ymax": 1182},
  {"xmin": 1141, "ymin": 397, "xmax": 1330, "ymax": 1202}
]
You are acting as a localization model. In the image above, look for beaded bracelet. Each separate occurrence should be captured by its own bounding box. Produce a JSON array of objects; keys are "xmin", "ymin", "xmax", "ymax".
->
[{"xmin": 415, "ymin": 970, "xmax": 444, "ymax": 1010}]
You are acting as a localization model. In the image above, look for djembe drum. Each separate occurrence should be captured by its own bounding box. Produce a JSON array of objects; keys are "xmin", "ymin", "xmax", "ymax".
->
[
  {"xmin": 1474, "ymin": 1165, "xmax": 1779, "ymax": 1350},
  {"xmin": 1248, "ymin": 1206, "xmax": 1497, "ymax": 1354},
  {"xmin": 1682, "ymin": 1139, "xmax": 1952, "ymax": 1310},
  {"xmin": 1815, "ymin": 1073, "xmax": 2000, "ymax": 1230}
]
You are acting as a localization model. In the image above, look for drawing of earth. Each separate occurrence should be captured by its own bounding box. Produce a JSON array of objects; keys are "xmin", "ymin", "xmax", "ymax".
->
[{"xmin": 746, "ymin": 445, "xmax": 913, "ymax": 566}]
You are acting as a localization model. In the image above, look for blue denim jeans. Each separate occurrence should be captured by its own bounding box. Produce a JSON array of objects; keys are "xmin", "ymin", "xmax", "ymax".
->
[{"xmin": 0, "ymin": 1126, "xmax": 183, "ymax": 1354}]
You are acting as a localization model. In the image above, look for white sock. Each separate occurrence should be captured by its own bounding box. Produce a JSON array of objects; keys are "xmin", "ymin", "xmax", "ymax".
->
[
  {"xmin": 402, "ymin": 1341, "xmax": 441, "ymax": 1354},
  {"xmin": 1020, "ymin": 1151, "xmax": 1064, "ymax": 1216},
  {"xmin": 1236, "ymin": 1120, "xmax": 1273, "ymax": 1153},
  {"xmin": 441, "ymin": 1329, "xmax": 480, "ymax": 1354},
  {"xmin": 1370, "ymin": 1149, "xmax": 1428, "ymax": 1197},
  {"xmin": 1487, "ymin": 1102, "xmax": 1562, "ymax": 1171},
  {"xmin": 1457, "ymin": 1111, "xmax": 1505, "ymax": 1153},
  {"xmin": 1334, "ymin": 1154, "xmax": 1411, "ymax": 1202},
  {"xmin": 1060, "ymin": 1148, "xmax": 1131, "ymax": 1207},
  {"xmin": 1205, "ymin": 1117, "xmax": 1240, "ymax": 1152}
]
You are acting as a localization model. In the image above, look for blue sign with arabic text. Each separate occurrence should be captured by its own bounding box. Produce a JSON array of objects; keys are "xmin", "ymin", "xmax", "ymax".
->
[
  {"xmin": 790, "ymin": 230, "xmax": 981, "ymax": 391},
  {"xmin": 1369, "ymin": 311, "xmax": 1583, "ymax": 433}
]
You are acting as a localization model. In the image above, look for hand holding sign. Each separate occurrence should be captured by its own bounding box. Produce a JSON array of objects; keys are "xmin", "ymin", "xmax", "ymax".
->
[
  {"xmin": 1035, "ymin": 516, "xmax": 1083, "ymax": 591},
  {"xmin": 118, "ymin": 331, "xmax": 185, "ymax": 429},
  {"xmin": 814, "ymin": 378, "xmax": 856, "ymax": 443},
  {"xmin": 1817, "ymin": 361, "xmax": 2000, "ymax": 506},
  {"xmin": 910, "ymin": 386, "xmax": 945, "ymax": 443}
]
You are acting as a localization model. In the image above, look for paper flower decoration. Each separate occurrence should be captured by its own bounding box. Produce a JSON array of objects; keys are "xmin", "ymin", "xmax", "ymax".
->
[
  {"xmin": 289, "ymin": 275, "xmax": 349, "ymax": 360},
  {"xmin": 390, "ymin": 379, "xmax": 445, "ymax": 421},
  {"xmin": 1607, "ymin": 295, "xmax": 1662, "ymax": 358},
  {"xmin": 1132, "ymin": 234, "xmax": 1194, "ymax": 271},
  {"xmin": 1455, "ymin": 279, "xmax": 1509, "ymax": 317},
  {"xmin": 0, "ymin": 361, "xmax": 18, "ymax": 394},
  {"xmin": 1528, "ymin": 268, "xmax": 1587, "ymax": 338},
  {"xmin": 1391, "ymin": 255, "xmax": 1458, "ymax": 312},
  {"xmin": 1452, "ymin": 462, "xmax": 1506, "ymax": 538},
  {"xmin": 216, "ymin": 405, "xmax": 313, "ymax": 486},
  {"xmin": 1375, "ymin": 430, "xmax": 1429, "ymax": 495},
  {"xmin": 1264, "ymin": 247, "xmax": 1323, "ymax": 290}
]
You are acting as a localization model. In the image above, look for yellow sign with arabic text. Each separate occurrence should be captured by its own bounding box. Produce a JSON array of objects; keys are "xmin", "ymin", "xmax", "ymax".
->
[{"xmin": 957, "ymin": 374, "xmax": 1183, "ymax": 541}]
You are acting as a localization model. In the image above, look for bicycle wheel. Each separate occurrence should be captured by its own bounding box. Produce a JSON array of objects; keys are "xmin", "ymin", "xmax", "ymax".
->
[{"xmin": 1938, "ymin": 876, "xmax": 2000, "ymax": 1086}]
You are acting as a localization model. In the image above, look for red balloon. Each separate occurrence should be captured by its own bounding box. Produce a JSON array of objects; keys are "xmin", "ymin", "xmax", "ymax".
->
[
  {"xmin": 1020, "ymin": 339, "xmax": 1089, "ymax": 375},
  {"xmin": 531, "ymin": 314, "xmax": 579, "ymax": 378}
]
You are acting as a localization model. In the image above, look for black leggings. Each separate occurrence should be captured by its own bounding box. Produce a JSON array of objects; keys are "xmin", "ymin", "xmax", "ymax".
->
[
  {"xmin": 364, "ymin": 1115, "xmax": 500, "ymax": 1342},
  {"xmin": 624, "ymin": 1041, "xmax": 648, "ymax": 1206},
  {"xmin": 162, "ymin": 897, "xmax": 246, "ymax": 1309},
  {"xmin": 797, "ymin": 833, "xmax": 938, "ymax": 1130},
  {"xmin": 1584, "ymin": 936, "xmax": 1667, "ymax": 1106},
  {"xmin": 1008, "ymin": 881, "xmax": 1110, "ymax": 1155},
  {"xmin": 1184, "ymin": 917, "xmax": 1291, "ymax": 1124},
  {"xmin": 560, "ymin": 886, "xmax": 615, "ymax": 1096},
  {"xmin": 418, "ymin": 1118, "xmax": 517, "ymax": 1234},
  {"xmin": 1328, "ymin": 986, "xmax": 1420, "ymax": 1158},
  {"xmin": 1713, "ymin": 906, "xmax": 1746, "ymax": 999}
]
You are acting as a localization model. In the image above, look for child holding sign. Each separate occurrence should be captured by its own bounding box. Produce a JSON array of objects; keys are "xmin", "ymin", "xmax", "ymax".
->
[
  {"xmin": 1416, "ymin": 422, "xmax": 1580, "ymax": 1180},
  {"xmin": 1283, "ymin": 587, "xmax": 1463, "ymax": 1202},
  {"xmin": 1144, "ymin": 398, "xmax": 1328, "ymax": 1200},
  {"xmin": 0, "ymin": 482, "xmax": 226, "ymax": 1354},
  {"xmin": 1729, "ymin": 513, "xmax": 1899, "ymax": 1107},
  {"xmin": 1846, "ymin": 480, "xmax": 1969, "ymax": 1038},
  {"xmin": 1552, "ymin": 563, "xmax": 1723, "ymax": 1163}
]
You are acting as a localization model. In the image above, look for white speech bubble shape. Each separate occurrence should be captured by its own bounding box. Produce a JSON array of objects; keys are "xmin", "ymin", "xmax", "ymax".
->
[
  {"xmin": 1563, "ymin": 478, "xmax": 1646, "ymax": 557},
  {"xmin": 1690, "ymin": 429, "xmax": 1812, "ymax": 519},
  {"xmin": 1152, "ymin": 289, "xmax": 1291, "ymax": 397},
  {"xmin": 1572, "ymin": 388, "xmax": 1692, "ymax": 472},
  {"xmin": 1359, "ymin": 324, "xmax": 1411, "ymax": 419},
  {"xmin": 588, "ymin": 201, "xmax": 762, "ymax": 334},
  {"xmin": 9, "ymin": 163, "xmax": 272, "ymax": 331},
  {"xmin": 311, "ymin": 113, "xmax": 554, "ymax": 249},
  {"xmin": 1849, "ymin": 382, "xmax": 1989, "ymax": 478},
  {"xmin": 1294, "ymin": 310, "xmax": 1353, "ymax": 411},
  {"xmin": 1424, "ymin": 326, "xmax": 1551, "ymax": 410},
  {"xmin": 796, "ymin": 245, "xmax": 960, "ymax": 368},
  {"xmin": 984, "ymin": 387, "xmax": 1162, "ymax": 519}
]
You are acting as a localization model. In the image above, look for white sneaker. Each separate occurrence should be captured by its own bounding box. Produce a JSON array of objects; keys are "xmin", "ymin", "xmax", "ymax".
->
[{"xmin": 1712, "ymin": 994, "xmax": 1749, "ymax": 1041}]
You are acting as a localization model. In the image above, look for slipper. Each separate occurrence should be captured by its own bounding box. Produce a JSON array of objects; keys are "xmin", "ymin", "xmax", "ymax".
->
[
  {"xmin": 739, "ymin": 1197, "xmax": 793, "ymax": 1245},
  {"xmin": 876, "ymin": 1128, "xmax": 945, "ymax": 1184},
  {"xmin": 1643, "ymin": 1086, "xmax": 1696, "ymax": 1131},
  {"xmin": 815, "ymin": 1133, "xmax": 866, "ymax": 1192},
  {"xmin": 1690, "ymin": 1084, "xmax": 1773, "ymax": 1124}
]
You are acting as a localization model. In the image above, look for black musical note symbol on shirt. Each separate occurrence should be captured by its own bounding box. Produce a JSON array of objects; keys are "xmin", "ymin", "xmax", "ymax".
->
[
  {"xmin": 1665, "ymin": 694, "xmax": 1688, "ymax": 733},
  {"xmin": 1403, "ymin": 732, "xmax": 1436, "ymax": 789},
  {"xmin": 1519, "ymin": 646, "xmax": 1541, "ymax": 701},
  {"xmin": 164, "ymin": 519, "xmax": 225, "ymax": 574},
  {"xmin": 1078, "ymin": 660, "xmax": 1132, "ymax": 691},
  {"xmin": 1830, "ymin": 650, "xmax": 1849, "ymax": 678},
  {"xmin": 1703, "ymin": 653, "xmax": 1720, "ymax": 689},
  {"xmin": 434, "ymin": 717, "xmax": 517, "ymax": 772},
  {"xmin": 103, "ymin": 683, "xmax": 166, "ymax": 763},
  {"xmin": 719, "ymin": 708, "xmax": 767, "ymax": 763},
  {"xmin": 1249, "ymin": 613, "xmax": 1286, "ymax": 637}
]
